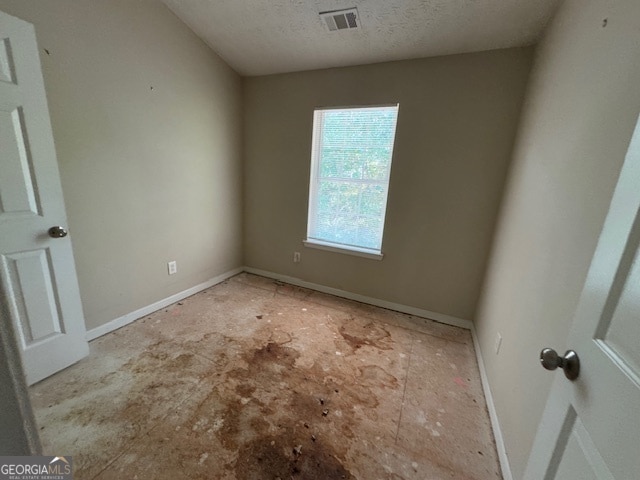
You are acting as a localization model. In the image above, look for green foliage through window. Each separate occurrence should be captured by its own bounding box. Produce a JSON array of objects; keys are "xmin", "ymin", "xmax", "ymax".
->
[{"xmin": 307, "ymin": 105, "xmax": 399, "ymax": 252}]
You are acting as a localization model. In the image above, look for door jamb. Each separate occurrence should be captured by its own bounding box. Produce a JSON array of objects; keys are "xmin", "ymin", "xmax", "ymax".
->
[{"xmin": 0, "ymin": 285, "xmax": 41, "ymax": 455}]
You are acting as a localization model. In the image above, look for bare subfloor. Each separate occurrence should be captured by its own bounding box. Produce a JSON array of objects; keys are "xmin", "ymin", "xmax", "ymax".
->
[{"xmin": 30, "ymin": 273, "xmax": 501, "ymax": 479}]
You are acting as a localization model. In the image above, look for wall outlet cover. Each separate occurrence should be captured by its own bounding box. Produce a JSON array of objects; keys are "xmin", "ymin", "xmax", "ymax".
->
[{"xmin": 168, "ymin": 261, "xmax": 177, "ymax": 275}]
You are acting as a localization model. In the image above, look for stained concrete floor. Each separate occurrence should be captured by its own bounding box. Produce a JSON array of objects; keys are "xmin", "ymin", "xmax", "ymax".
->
[{"xmin": 30, "ymin": 273, "xmax": 501, "ymax": 479}]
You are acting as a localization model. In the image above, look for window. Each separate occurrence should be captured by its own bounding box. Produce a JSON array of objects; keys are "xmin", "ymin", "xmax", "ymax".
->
[{"xmin": 305, "ymin": 105, "xmax": 399, "ymax": 259}]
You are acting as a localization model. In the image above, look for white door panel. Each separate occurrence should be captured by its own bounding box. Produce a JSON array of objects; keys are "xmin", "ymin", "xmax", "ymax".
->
[
  {"xmin": 2, "ymin": 249, "xmax": 63, "ymax": 342},
  {"xmin": 552, "ymin": 413, "xmax": 613, "ymax": 480},
  {"xmin": 0, "ymin": 106, "xmax": 40, "ymax": 217},
  {"xmin": 0, "ymin": 11, "xmax": 88, "ymax": 385},
  {"xmin": 525, "ymin": 116, "xmax": 640, "ymax": 479}
]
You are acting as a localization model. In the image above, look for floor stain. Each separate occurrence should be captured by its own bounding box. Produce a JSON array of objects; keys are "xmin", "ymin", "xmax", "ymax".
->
[
  {"xmin": 235, "ymin": 430, "xmax": 353, "ymax": 480},
  {"xmin": 30, "ymin": 273, "xmax": 502, "ymax": 480},
  {"xmin": 339, "ymin": 321, "xmax": 392, "ymax": 352},
  {"xmin": 358, "ymin": 365, "xmax": 399, "ymax": 389}
]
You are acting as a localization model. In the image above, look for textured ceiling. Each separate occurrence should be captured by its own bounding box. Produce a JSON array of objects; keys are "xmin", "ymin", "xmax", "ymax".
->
[{"xmin": 163, "ymin": 0, "xmax": 560, "ymax": 76}]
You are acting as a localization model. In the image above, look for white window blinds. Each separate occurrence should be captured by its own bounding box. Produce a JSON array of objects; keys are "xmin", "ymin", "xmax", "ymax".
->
[{"xmin": 306, "ymin": 105, "xmax": 399, "ymax": 255}]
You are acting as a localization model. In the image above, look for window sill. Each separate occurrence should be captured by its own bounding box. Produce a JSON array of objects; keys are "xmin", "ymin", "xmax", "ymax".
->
[{"xmin": 303, "ymin": 239, "xmax": 384, "ymax": 260}]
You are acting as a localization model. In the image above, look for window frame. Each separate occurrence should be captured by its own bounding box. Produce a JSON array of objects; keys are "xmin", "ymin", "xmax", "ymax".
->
[{"xmin": 304, "ymin": 104, "xmax": 400, "ymax": 260}]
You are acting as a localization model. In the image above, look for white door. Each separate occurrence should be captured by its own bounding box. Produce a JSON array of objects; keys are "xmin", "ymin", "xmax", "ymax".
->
[
  {"xmin": 524, "ymin": 115, "xmax": 640, "ymax": 479},
  {"xmin": 0, "ymin": 12, "xmax": 88, "ymax": 385}
]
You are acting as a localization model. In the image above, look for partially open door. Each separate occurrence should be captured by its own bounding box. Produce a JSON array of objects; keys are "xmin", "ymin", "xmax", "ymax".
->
[
  {"xmin": 0, "ymin": 11, "xmax": 88, "ymax": 385},
  {"xmin": 524, "ymin": 116, "xmax": 640, "ymax": 479}
]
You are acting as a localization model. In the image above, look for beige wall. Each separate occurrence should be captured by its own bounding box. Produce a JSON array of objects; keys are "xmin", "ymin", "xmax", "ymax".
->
[
  {"xmin": 243, "ymin": 49, "xmax": 533, "ymax": 320},
  {"xmin": 0, "ymin": 0, "xmax": 244, "ymax": 330},
  {"xmin": 475, "ymin": 0, "xmax": 640, "ymax": 477}
]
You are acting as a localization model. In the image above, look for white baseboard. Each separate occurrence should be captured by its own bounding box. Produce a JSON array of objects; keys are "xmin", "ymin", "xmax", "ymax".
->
[
  {"xmin": 85, "ymin": 267, "xmax": 243, "ymax": 341},
  {"xmin": 471, "ymin": 325, "xmax": 512, "ymax": 480},
  {"xmin": 243, "ymin": 266, "xmax": 472, "ymax": 330}
]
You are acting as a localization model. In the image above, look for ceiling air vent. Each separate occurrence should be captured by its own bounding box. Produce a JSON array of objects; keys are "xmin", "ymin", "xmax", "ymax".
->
[{"xmin": 320, "ymin": 8, "xmax": 359, "ymax": 32}]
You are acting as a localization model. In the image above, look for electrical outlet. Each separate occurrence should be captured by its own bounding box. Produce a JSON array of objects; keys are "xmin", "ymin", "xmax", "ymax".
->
[
  {"xmin": 293, "ymin": 252, "xmax": 301, "ymax": 263},
  {"xmin": 168, "ymin": 261, "xmax": 177, "ymax": 275},
  {"xmin": 495, "ymin": 332, "xmax": 503, "ymax": 355}
]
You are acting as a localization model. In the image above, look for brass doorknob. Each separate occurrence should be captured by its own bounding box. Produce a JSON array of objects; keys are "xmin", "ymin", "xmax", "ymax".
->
[
  {"xmin": 48, "ymin": 226, "xmax": 68, "ymax": 238},
  {"xmin": 540, "ymin": 348, "xmax": 580, "ymax": 380}
]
